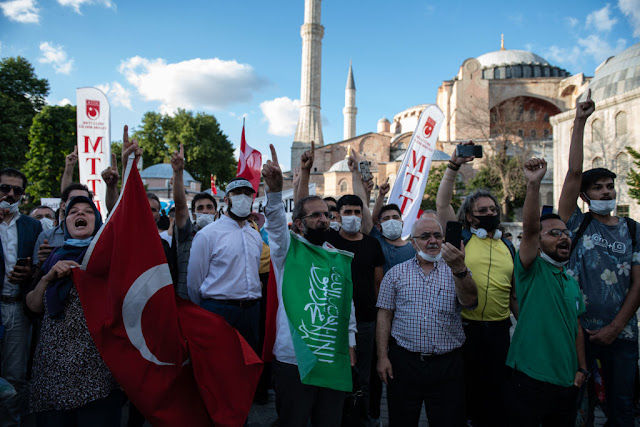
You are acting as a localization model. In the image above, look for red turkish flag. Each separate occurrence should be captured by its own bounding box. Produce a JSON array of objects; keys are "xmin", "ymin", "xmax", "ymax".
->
[
  {"xmin": 210, "ymin": 174, "xmax": 218, "ymax": 195},
  {"xmin": 236, "ymin": 124, "xmax": 262, "ymax": 195},
  {"xmin": 73, "ymin": 161, "xmax": 262, "ymax": 427}
]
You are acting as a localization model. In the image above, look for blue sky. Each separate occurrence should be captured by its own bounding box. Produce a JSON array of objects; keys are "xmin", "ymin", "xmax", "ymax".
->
[{"xmin": 1, "ymin": 0, "xmax": 639, "ymax": 172}]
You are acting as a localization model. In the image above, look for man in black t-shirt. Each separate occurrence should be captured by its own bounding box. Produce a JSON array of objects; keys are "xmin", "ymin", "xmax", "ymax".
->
[{"xmin": 326, "ymin": 194, "xmax": 385, "ymax": 425}]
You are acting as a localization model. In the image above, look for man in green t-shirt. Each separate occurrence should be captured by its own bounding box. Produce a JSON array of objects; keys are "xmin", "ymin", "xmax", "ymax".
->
[{"xmin": 505, "ymin": 157, "xmax": 588, "ymax": 426}]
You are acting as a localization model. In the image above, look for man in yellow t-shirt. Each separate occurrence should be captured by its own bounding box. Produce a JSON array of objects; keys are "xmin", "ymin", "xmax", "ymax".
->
[{"xmin": 437, "ymin": 145, "xmax": 517, "ymax": 427}]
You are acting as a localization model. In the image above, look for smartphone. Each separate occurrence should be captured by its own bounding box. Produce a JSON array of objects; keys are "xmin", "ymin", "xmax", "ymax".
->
[
  {"xmin": 456, "ymin": 144, "xmax": 483, "ymax": 158},
  {"xmin": 358, "ymin": 161, "xmax": 373, "ymax": 182},
  {"xmin": 445, "ymin": 221, "xmax": 463, "ymax": 249},
  {"xmin": 541, "ymin": 205, "xmax": 554, "ymax": 215},
  {"xmin": 15, "ymin": 258, "xmax": 29, "ymax": 267}
]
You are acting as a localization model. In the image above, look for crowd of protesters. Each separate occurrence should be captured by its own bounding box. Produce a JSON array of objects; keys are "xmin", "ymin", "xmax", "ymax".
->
[{"xmin": 0, "ymin": 92, "xmax": 638, "ymax": 427}]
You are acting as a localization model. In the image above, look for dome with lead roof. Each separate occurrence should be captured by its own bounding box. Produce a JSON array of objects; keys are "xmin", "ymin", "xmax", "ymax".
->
[{"xmin": 475, "ymin": 49, "xmax": 569, "ymax": 80}]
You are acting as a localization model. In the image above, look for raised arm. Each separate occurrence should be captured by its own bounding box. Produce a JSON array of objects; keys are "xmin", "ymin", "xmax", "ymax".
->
[
  {"xmin": 348, "ymin": 149, "xmax": 373, "ymax": 234},
  {"xmin": 121, "ymin": 125, "xmax": 143, "ymax": 176},
  {"xmin": 519, "ymin": 158, "xmax": 547, "ymax": 269},
  {"xmin": 101, "ymin": 153, "xmax": 119, "ymax": 213},
  {"xmin": 60, "ymin": 146, "xmax": 78, "ymax": 193},
  {"xmin": 372, "ymin": 177, "xmax": 389, "ymax": 228},
  {"xmin": 436, "ymin": 141, "xmax": 474, "ymax": 226},
  {"xmin": 559, "ymin": 90, "xmax": 595, "ymax": 222},
  {"xmin": 171, "ymin": 144, "xmax": 189, "ymax": 229},
  {"xmin": 296, "ymin": 141, "xmax": 314, "ymax": 201}
]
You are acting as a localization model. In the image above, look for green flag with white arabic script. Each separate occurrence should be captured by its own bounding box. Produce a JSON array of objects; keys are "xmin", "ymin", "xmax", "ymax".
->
[{"xmin": 282, "ymin": 232, "xmax": 354, "ymax": 392}]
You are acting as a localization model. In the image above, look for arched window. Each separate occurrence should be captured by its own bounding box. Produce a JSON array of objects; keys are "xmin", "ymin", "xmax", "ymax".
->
[
  {"xmin": 517, "ymin": 129, "xmax": 524, "ymax": 138},
  {"xmin": 616, "ymin": 152, "xmax": 630, "ymax": 177},
  {"xmin": 529, "ymin": 109, "xmax": 536, "ymax": 121},
  {"xmin": 530, "ymin": 129, "xmax": 537, "ymax": 139},
  {"xmin": 339, "ymin": 180, "xmax": 348, "ymax": 193},
  {"xmin": 592, "ymin": 119, "xmax": 603, "ymax": 143},
  {"xmin": 592, "ymin": 157, "xmax": 604, "ymax": 168},
  {"xmin": 544, "ymin": 114, "xmax": 550, "ymax": 123},
  {"xmin": 544, "ymin": 129, "xmax": 550, "ymax": 138},
  {"xmin": 615, "ymin": 111, "xmax": 627, "ymax": 137}
]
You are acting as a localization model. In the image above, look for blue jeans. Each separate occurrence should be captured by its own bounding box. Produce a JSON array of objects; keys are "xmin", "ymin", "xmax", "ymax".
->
[
  {"xmin": 0, "ymin": 301, "xmax": 31, "ymax": 426},
  {"xmin": 0, "ymin": 377, "xmax": 17, "ymax": 426},
  {"xmin": 584, "ymin": 334, "xmax": 639, "ymax": 427},
  {"xmin": 199, "ymin": 299, "xmax": 260, "ymax": 353}
]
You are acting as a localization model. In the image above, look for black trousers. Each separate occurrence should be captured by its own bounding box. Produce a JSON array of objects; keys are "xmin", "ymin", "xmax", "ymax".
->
[
  {"xmin": 273, "ymin": 360, "xmax": 346, "ymax": 427},
  {"xmin": 387, "ymin": 341, "xmax": 465, "ymax": 427},
  {"xmin": 506, "ymin": 369, "xmax": 577, "ymax": 427},
  {"xmin": 461, "ymin": 318, "xmax": 511, "ymax": 427}
]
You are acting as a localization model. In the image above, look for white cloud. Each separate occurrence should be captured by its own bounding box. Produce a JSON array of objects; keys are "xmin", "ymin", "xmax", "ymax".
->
[
  {"xmin": 567, "ymin": 17, "xmax": 579, "ymax": 27},
  {"xmin": 586, "ymin": 4, "xmax": 618, "ymax": 32},
  {"xmin": 96, "ymin": 81, "xmax": 132, "ymax": 110},
  {"xmin": 39, "ymin": 42, "xmax": 73, "ymax": 74},
  {"xmin": 0, "ymin": 0, "xmax": 39, "ymax": 23},
  {"xmin": 260, "ymin": 97, "xmax": 300, "ymax": 137},
  {"xmin": 119, "ymin": 56, "xmax": 266, "ymax": 114},
  {"xmin": 545, "ymin": 45, "xmax": 582, "ymax": 65},
  {"xmin": 578, "ymin": 35, "xmax": 627, "ymax": 63},
  {"xmin": 56, "ymin": 0, "xmax": 113, "ymax": 14},
  {"xmin": 57, "ymin": 98, "xmax": 72, "ymax": 106},
  {"xmin": 619, "ymin": 0, "xmax": 640, "ymax": 37}
]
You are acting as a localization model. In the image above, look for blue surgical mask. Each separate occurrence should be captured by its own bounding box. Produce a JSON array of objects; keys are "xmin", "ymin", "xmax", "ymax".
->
[{"xmin": 584, "ymin": 195, "xmax": 616, "ymax": 215}]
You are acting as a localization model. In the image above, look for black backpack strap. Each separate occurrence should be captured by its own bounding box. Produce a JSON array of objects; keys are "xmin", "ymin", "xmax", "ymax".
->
[
  {"xmin": 570, "ymin": 213, "xmax": 593, "ymax": 256},
  {"xmin": 625, "ymin": 217, "xmax": 637, "ymax": 250},
  {"xmin": 462, "ymin": 228, "xmax": 472, "ymax": 246},
  {"xmin": 501, "ymin": 237, "xmax": 516, "ymax": 260}
]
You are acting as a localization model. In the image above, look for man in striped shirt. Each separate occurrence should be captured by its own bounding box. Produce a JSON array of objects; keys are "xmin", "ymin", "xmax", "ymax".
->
[{"xmin": 376, "ymin": 217, "xmax": 478, "ymax": 426}]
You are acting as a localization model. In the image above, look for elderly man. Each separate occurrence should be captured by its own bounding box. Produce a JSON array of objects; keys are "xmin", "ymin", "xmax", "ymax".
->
[
  {"xmin": 506, "ymin": 158, "xmax": 587, "ymax": 425},
  {"xmin": 376, "ymin": 217, "xmax": 477, "ymax": 426}
]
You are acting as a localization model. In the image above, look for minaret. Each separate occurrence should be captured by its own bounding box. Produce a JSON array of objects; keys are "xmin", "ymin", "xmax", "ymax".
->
[
  {"xmin": 291, "ymin": 0, "xmax": 324, "ymax": 170},
  {"xmin": 343, "ymin": 62, "xmax": 357, "ymax": 140}
]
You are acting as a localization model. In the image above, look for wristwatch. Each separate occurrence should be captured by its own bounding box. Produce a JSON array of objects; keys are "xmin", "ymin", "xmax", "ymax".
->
[
  {"xmin": 453, "ymin": 268, "xmax": 469, "ymax": 279},
  {"xmin": 577, "ymin": 368, "xmax": 589, "ymax": 376}
]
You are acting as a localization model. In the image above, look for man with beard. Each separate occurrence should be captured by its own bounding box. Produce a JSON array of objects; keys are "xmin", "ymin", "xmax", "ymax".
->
[
  {"xmin": 0, "ymin": 168, "xmax": 42, "ymax": 425},
  {"xmin": 506, "ymin": 158, "xmax": 587, "ymax": 426},
  {"xmin": 262, "ymin": 145, "xmax": 357, "ymax": 427},
  {"xmin": 436, "ymin": 143, "xmax": 517, "ymax": 427},
  {"xmin": 187, "ymin": 177, "xmax": 262, "ymax": 352},
  {"xmin": 559, "ymin": 90, "xmax": 640, "ymax": 426}
]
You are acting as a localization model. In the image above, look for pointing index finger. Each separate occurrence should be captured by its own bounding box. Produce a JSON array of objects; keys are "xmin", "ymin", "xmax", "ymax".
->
[
  {"xmin": 73, "ymin": 146, "xmax": 78, "ymax": 155},
  {"xmin": 179, "ymin": 143, "xmax": 184, "ymax": 157},
  {"xmin": 270, "ymin": 144, "xmax": 279, "ymax": 166},
  {"xmin": 586, "ymin": 89, "xmax": 591, "ymax": 103},
  {"xmin": 111, "ymin": 153, "xmax": 117, "ymax": 168},
  {"xmin": 123, "ymin": 125, "xmax": 129, "ymax": 144},
  {"xmin": 311, "ymin": 140, "xmax": 315, "ymax": 155}
]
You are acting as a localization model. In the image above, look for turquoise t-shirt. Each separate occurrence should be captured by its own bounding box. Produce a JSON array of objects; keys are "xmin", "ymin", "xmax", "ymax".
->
[{"xmin": 506, "ymin": 254, "xmax": 586, "ymax": 387}]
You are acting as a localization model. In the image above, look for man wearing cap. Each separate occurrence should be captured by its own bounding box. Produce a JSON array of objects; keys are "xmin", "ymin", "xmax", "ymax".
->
[{"xmin": 187, "ymin": 177, "xmax": 263, "ymax": 351}]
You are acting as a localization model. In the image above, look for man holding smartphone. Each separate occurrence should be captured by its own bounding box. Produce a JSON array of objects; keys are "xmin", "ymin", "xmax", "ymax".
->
[
  {"xmin": 0, "ymin": 168, "xmax": 42, "ymax": 425},
  {"xmin": 436, "ymin": 143, "xmax": 517, "ymax": 427}
]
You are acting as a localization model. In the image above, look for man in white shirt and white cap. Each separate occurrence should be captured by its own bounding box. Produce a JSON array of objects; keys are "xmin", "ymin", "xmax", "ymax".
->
[{"xmin": 187, "ymin": 177, "xmax": 263, "ymax": 351}]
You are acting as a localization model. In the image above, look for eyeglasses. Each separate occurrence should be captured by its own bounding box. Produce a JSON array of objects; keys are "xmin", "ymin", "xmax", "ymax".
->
[
  {"xmin": 544, "ymin": 229, "xmax": 571, "ymax": 238},
  {"xmin": 412, "ymin": 232, "xmax": 444, "ymax": 241},
  {"xmin": 0, "ymin": 184, "xmax": 25, "ymax": 196},
  {"xmin": 303, "ymin": 211, "xmax": 331, "ymax": 220},
  {"xmin": 473, "ymin": 206, "xmax": 498, "ymax": 215}
]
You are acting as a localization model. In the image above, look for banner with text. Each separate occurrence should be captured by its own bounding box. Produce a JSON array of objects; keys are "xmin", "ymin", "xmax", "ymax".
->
[
  {"xmin": 77, "ymin": 87, "xmax": 111, "ymax": 220},
  {"xmin": 387, "ymin": 105, "xmax": 444, "ymax": 238}
]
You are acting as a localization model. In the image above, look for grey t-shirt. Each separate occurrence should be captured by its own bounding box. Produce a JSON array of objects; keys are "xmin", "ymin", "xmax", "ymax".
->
[
  {"xmin": 370, "ymin": 227, "xmax": 416, "ymax": 275},
  {"xmin": 567, "ymin": 208, "xmax": 640, "ymax": 341}
]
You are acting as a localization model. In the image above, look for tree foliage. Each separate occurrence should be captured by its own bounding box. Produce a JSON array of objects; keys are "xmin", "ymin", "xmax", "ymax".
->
[
  {"xmin": 0, "ymin": 56, "xmax": 50, "ymax": 169},
  {"xmin": 132, "ymin": 109, "xmax": 236, "ymax": 187},
  {"xmin": 626, "ymin": 146, "xmax": 640, "ymax": 203},
  {"xmin": 421, "ymin": 163, "xmax": 465, "ymax": 211},
  {"xmin": 23, "ymin": 105, "xmax": 77, "ymax": 200},
  {"xmin": 467, "ymin": 158, "xmax": 526, "ymax": 220}
]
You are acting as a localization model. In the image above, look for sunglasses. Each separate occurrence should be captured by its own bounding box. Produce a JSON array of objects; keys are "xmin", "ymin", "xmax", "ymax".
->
[{"xmin": 0, "ymin": 184, "xmax": 25, "ymax": 196}]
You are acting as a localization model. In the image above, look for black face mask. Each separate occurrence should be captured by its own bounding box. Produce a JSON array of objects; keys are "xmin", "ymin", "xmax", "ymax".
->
[
  {"xmin": 302, "ymin": 220, "xmax": 328, "ymax": 246},
  {"xmin": 472, "ymin": 214, "xmax": 500, "ymax": 232}
]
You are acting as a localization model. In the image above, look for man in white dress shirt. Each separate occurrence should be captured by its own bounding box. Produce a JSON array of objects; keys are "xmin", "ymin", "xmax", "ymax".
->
[{"xmin": 187, "ymin": 177, "xmax": 263, "ymax": 351}]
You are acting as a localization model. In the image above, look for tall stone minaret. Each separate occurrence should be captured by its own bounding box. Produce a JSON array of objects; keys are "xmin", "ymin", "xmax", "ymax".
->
[
  {"xmin": 291, "ymin": 0, "xmax": 324, "ymax": 171},
  {"xmin": 343, "ymin": 62, "xmax": 357, "ymax": 140}
]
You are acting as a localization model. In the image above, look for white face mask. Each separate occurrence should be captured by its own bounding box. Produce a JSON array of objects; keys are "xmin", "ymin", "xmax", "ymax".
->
[
  {"xmin": 229, "ymin": 194, "xmax": 253, "ymax": 218},
  {"xmin": 381, "ymin": 219, "xmax": 403, "ymax": 240},
  {"xmin": 0, "ymin": 199, "xmax": 21, "ymax": 213},
  {"xmin": 341, "ymin": 216, "xmax": 362, "ymax": 234},
  {"xmin": 40, "ymin": 217, "xmax": 54, "ymax": 231},
  {"xmin": 330, "ymin": 221, "xmax": 341, "ymax": 231},
  {"xmin": 539, "ymin": 250, "xmax": 569, "ymax": 268},
  {"xmin": 585, "ymin": 195, "xmax": 616, "ymax": 215},
  {"xmin": 195, "ymin": 213, "xmax": 215, "ymax": 229},
  {"xmin": 418, "ymin": 250, "xmax": 442, "ymax": 263}
]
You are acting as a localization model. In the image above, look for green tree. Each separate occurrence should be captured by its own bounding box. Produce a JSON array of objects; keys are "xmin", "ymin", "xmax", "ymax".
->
[
  {"xmin": 133, "ymin": 109, "xmax": 236, "ymax": 187},
  {"xmin": 626, "ymin": 146, "xmax": 640, "ymax": 203},
  {"xmin": 467, "ymin": 158, "xmax": 526, "ymax": 220},
  {"xmin": 421, "ymin": 163, "xmax": 465, "ymax": 211},
  {"xmin": 23, "ymin": 105, "xmax": 77, "ymax": 200},
  {"xmin": 0, "ymin": 57, "xmax": 50, "ymax": 169}
]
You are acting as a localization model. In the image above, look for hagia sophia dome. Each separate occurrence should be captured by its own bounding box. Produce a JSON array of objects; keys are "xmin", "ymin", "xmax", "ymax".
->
[{"xmin": 475, "ymin": 48, "xmax": 570, "ymax": 80}]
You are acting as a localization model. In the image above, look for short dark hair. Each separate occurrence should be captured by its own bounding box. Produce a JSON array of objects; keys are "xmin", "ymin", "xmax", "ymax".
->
[
  {"xmin": 61, "ymin": 183, "xmax": 92, "ymax": 202},
  {"xmin": 457, "ymin": 190, "xmax": 501, "ymax": 229},
  {"xmin": 540, "ymin": 213, "xmax": 564, "ymax": 225},
  {"xmin": 29, "ymin": 205, "xmax": 55, "ymax": 216},
  {"xmin": 0, "ymin": 168, "xmax": 27, "ymax": 188},
  {"xmin": 379, "ymin": 204, "xmax": 401, "ymax": 221},
  {"xmin": 146, "ymin": 192, "xmax": 160, "ymax": 207},
  {"xmin": 337, "ymin": 194, "xmax": 363, "ymax": 212},
  {"xmin": 191, "ymin": 192, "xmax": 217, "ymax": 212},
  {"xmin": 581, "ymin": 168, "xmax": 617, "ymax": 193},
  {"xmin": 293, "ymin": 195, "xmax": 324, "ymax": 222},
  {"xmin": 323, "ymin": 197, "xmax": 337, "ymax": 205}
]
